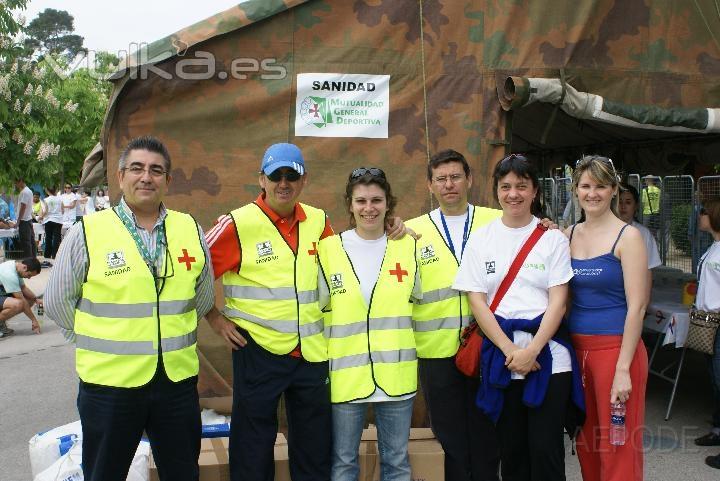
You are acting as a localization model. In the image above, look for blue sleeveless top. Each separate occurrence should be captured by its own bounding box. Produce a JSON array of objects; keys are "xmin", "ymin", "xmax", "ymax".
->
[{"xmin": 567, "ymin": 224, "xmax": 629, "ymax": 335}]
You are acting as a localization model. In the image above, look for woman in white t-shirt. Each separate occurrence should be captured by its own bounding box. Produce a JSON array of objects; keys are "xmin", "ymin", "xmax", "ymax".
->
[
  {"xmin": 690, "ymin": 198, "xmax": 720, "ymax": 469},
  {"xmin": 42, "ymin": 187, "xmax": 63, "ymax": 259},
  {"xmin": 453, "ymin": 154, "xmax": 583, "ymax": 481},
  {"xmin": 318, "ymin": 168, "xmax": 420, "ymax": 481},
  {"xmin": 618, "ymin": 183, "xmax": 661, "ymax": 303}
]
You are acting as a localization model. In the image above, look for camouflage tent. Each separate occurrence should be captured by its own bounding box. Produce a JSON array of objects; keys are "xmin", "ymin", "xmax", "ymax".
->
[{"xmin": 81, "ymin": 0, "xmax": 720, "ymax": 389}]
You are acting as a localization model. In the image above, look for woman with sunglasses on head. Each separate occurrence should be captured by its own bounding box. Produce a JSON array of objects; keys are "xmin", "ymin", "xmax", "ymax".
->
[
  {"xmin": 318, "ymin": 167, "xmax": 420, "ymax": 481},
  {"xmin": 690, "ymin": 199, "xmax": 720, "ymax": 468},
  {"xmin": 454, "ymin": 154, "xmax": 583, "ymax": 481},
  {"xmin": 565, "ymin": 155, "xmax": 648, "ymax": 481},
  {"xmin": 617, "ymin": 183, "xmax": 661, "ymax": 303}
]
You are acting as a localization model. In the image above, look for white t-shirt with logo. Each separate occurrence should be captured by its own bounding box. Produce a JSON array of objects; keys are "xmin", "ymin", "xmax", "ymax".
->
[
  {"xmin": 633, "ymin": 221, "xmax": 661, "ymax": 269},
  {"xmin": 697, "ymin": 241, "xmax": 720, "ymax": 312},
  {"xmin": 43, "ymin": 195, "xmax": 63, "ymax": 224},
  {"xmin": 17, "ymin": 186, "xmax": 33, "ymax": 221},
  {"xmin": 429, "ymin": 204, "xmax": 474, "ymax": 260},
  {"xmin": 453, "ymin": 217, "xmax": 574, "ymax": 379},
  {"xmin": 337, "ymin": 229, "xmax": 421, "ymax": 403}
]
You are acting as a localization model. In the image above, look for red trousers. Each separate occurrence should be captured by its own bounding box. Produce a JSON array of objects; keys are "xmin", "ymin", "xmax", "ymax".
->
[{"xmin": 572, "ymin": 335, "xmax": 647, "ymax": 481}]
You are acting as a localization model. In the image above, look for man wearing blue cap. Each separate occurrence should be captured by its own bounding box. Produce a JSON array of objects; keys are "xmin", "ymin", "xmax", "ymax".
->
[{"xmin": 204, "ymin": 143, "xmax": 334, "ymax": 481}]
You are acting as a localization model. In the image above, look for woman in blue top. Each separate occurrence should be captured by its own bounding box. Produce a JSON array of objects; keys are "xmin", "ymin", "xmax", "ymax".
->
[{"xmin": 565, "ymin": 155, "xmax": 648, "ymax": 481}]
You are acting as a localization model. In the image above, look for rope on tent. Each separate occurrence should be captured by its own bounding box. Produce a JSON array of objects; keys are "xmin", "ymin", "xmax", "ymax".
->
[
  {"xmin": 693, "ymin": 0, "xmax": 720, "ymax": 52},
  {"xmin": 419, "ymin": 0, "xmax": 435, "ymax": 211},
  {"xmin": 540, "ymin": 68, "xmax": 567, "ymax": 145},
  {"xmin": 419, "ymin": 0, "xmax": 431, "ymax": 164}
]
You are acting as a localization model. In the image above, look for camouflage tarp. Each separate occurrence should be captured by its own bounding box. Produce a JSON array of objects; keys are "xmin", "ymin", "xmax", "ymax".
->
[{"xmin": 81, "ymin": 0, "xmax": 720, "ymax": 385}]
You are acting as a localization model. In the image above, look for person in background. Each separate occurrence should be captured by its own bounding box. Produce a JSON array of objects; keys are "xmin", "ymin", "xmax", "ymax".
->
[
  {"xmin": 14, "ymin": 177, "xmax": 36, "ymax": 258},
  {"xmin": 691, "ymin": 199, "xmax": 720, "ymax": 467},
  {"xmin": 95, "ymin": 189, "xmax": 109, "ymax": 211},
  {"xmin": 0, "ymin": 195, "xmax": 9, "ymax": 221},
  {"xmin": 318, "ymin": 168, "xmax": 420, "ymax": 481},
  {"xmin": 406, "ymin": 149, "xmax": 501, "ymax": 481},
  {"xmin": 42, "ymin": 187, "xmax": 63, "ymax": 261},
  {"xmin": 0, "ymin": 257, "xmax": 43, "ymax": 339},
  {"xmin": 565, "ymin": 155, "xmax": 648, "ymax": 481},
  {"xmin": 618, "ymin": 183, "xmax": 661, "ymax": 303},
  {"xmin": 60, "ymin": 183, "xmax": 77, "ymax": 225},
  {"xmin": 642, "ymin": 177, "xmax": 661, "ymax": 235},
  {"xmin": 32, "ymin": 192, "xmax": 45, "ymax": 222},
  {"xmin": 46, "ymin": 136, "xmax": 215, "ymax": 481},
  {"xmin": 454, "ymin": 154, "xmax": 583, "ymax": 481}
]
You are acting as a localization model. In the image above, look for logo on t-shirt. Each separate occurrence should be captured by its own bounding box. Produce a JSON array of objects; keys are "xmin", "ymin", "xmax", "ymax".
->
[
  {"xmin": 420, "ymin": 245, "xmax": 435, "ymax": 260},
  {"xmin": 106, "ymin": 251, "xmax": 126, "ymax": 269},
  {"xmin": 256, "ymin": 241, "xmax": 274, "ymax": 258},
  {"xmin": 330, "ymin": 273, "xmax": 344, "ymax": 290},
  {"xmin": 485, "ymin": 261, "xmax": 495, "ymax": 274}
]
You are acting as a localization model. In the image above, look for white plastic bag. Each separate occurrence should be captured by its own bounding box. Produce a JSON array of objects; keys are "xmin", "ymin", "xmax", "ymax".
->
[{"xmin": 28, "ymin": 421, "xmax": 82, "ymax": 478}]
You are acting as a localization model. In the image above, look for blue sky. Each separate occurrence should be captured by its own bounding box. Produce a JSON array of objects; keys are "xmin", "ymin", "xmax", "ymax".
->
[{"xmin": 22, "ymin": 0, "xmax": 245, "ymax": 55}]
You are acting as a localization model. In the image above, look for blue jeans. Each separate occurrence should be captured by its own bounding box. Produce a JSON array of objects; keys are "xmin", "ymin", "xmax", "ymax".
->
[
  {"xmin": 332, "ymin": 398, "xmax": 414, "ymax": 481},
  {"xmin": 710, "ymin": 331, "xmax": 720, "ymax": 428}
]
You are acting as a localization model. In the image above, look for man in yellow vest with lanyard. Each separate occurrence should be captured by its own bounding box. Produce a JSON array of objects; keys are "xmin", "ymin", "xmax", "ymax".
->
[
  {"xmin": 406, "ymin": 150, "xmax": 502, "ymax": 481},
  {"xmin": 46, "ymin": 136, "xmax": 215, "ymax": 481},
  {"xmin": 642, "ymin": 176, "xmax": 661, "ymax": 234}
]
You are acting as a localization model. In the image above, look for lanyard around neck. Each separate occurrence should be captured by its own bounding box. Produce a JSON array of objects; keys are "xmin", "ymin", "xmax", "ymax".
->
[
  {"xmin": 440, "ymin": 205, "xmax": 470, "ymax": 259},
  {"xmin": 115, "ymin": 205, "xmax": 164, "ymax": 271}
]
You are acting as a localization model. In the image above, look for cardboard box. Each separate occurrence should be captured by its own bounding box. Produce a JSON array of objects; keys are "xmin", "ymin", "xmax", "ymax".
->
[
  {"xmin": 149, "ymin": 433, "xmax": 287, "ymax": 481},
  {"xmin": 361, "ymin": 427, "xmax": 444, "ymax": 481}
]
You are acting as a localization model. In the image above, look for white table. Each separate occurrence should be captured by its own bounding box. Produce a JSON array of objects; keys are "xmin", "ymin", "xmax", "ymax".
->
[
  {"xmin": 0, "ymin": 228, "xmax": 18, "ymax": 238},
  {"xmin": 643, "ymin": 286, "xmax": 692, "ymax": 420}
]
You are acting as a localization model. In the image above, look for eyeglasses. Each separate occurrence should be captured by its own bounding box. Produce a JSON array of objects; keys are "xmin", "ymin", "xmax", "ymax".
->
[
  {"xmin": 350, "ymin": 167, "xmax": 386, "ymax": 180},
  {"xmin": 266, "ymin": 169, "xmax": 302, "ymax": 182},
  {"xmin": 64, "ymin": 186, "xmax": 72, "ymax": 189},
  {"xmin": 122, "ymin": 165, "xmax": 168, "ymax": 177},
  {"xmin": 432, "ymin": 174, "xmax": 465, "ymax": 185},
  {"xmin": 700, "ymin": 207, "xmax": 708, "ymax": 216}
]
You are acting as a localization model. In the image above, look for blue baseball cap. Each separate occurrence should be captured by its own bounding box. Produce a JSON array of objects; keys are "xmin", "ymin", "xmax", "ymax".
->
[{"xmin": 261, "ymin": 143, "xmax": 306, "ymax": 176}]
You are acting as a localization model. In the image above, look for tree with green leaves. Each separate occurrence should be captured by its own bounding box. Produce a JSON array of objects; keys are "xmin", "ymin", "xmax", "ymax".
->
[
  {"xmin": 24, "ymin": 8, "xmax": 84, "ymax": 60},
  {"xmin": 0, "ymin": 5, "xmax": 111, "ymax": 188}
]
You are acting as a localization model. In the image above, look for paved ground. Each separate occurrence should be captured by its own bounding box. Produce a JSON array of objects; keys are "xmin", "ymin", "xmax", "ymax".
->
[{"xmin": 2, "ymin": 264, "xmax": 720, "ymax": 480}]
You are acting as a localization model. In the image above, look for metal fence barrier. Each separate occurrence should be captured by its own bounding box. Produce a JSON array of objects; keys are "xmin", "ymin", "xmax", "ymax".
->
[{"xmin": 539, "ymin": 174, "xmax": 718, "ymax": 274}]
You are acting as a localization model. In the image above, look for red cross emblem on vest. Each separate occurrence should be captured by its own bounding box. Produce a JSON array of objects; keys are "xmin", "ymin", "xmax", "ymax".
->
[
  {"xmin": 389, "ymin": 262, "xmax": 408, "ymax": 282},
  {"xmin": 177, "ymin": 249, "xmax": 196, "ymax": 271}
]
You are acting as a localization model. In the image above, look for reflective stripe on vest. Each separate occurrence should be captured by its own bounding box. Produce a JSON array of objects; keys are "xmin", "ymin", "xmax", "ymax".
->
[
  {"xmin": 407, "ymin": 207, "xmax": 501, "ymax": 358},
  {"xmin": 318, "ymin": 234, "xmax": 418, "ymax": 403},
  {"xmin": 75, "ymin": 331, "xmax": 197, "ymax": 355},
  {"xmin": 222, "ymin": 203, "xmax": 328, "ymax": 361},
  {"xmin": 75, "ymin": 209, "xmax": 204, "ymax": 387}
]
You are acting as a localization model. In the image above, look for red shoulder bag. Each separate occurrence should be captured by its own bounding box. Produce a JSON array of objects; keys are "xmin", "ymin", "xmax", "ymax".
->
[{"xmin": 455, "ymin": 223, "xmax": 547, "ymax": 377}]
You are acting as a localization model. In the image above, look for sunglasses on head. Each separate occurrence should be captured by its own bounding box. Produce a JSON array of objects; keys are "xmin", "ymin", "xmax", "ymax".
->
[
  {"xmin": 350, "ymin": 167, "xmax": 386, "ymax": 180},
  {"xmin": 266, "ymin": 169, "xmax": 302, "ymax": 182},
  {"xmin": 576, "ymin": 156, "xmax": 616, "ymax": 171}
]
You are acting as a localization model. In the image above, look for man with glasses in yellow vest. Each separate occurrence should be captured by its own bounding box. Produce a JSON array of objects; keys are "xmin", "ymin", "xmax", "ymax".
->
[
  {"xmin": 406, "ymin": 149, "xmax": 502, "ymax": 481},
  {"xmin": 46, "ymin": 136, "xmax": 215, "ymax": 481}
]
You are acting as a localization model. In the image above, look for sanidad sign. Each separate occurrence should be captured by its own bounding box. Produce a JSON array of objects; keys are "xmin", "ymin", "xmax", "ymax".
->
[{"xmin": 295, "ymin": 73, "xmax": 390, "ymax": 138}]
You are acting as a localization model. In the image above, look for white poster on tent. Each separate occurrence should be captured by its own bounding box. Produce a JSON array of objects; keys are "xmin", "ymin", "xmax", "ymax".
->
[{"xmin": 295, "ymin": 73, "xmax": 390, "ymax": 138}]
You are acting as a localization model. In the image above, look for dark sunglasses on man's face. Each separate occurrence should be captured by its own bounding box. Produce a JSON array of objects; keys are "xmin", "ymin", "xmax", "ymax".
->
[
  {"xmin": 700, "ymin": 207, "xmax": 708, "ymax": 216},
  {"xmin": 266, "ymin": 169, "xmax": 302, "ymax": 183}
]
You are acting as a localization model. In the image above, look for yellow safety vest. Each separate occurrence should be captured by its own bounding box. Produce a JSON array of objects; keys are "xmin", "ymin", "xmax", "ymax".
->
[
  {"xmin": 75, "ymin": 209, "xmax": 205, "ymax": 387},
  {"xmin": 407, "ymin": 206, "xmax": 501, "ymax": 358},
  {"xmin": 222, "ymin": 203, "xmax": 327, "ymax": 361},
  {"xmin": 643, "ymin": 185, "xmax": 660, "ymax": 215},
  {"xmin": 318, "ymin": 233, "xmax": 418, "ymax": 403}
]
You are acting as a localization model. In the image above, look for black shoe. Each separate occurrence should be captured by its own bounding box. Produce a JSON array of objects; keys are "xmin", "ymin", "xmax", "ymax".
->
[
  {"xmin": 706, "ymin": 454, "xmax": 720, "ymax": 469},
  {"xmin": 696, "ymin": 432, "xmax": 720, "ymax": 446}
]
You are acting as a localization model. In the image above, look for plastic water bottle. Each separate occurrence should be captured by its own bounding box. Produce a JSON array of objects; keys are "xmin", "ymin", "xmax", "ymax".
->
[{"xmin": 610, "ymin": 402, "xmax": 626, "ymax": 446}]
